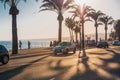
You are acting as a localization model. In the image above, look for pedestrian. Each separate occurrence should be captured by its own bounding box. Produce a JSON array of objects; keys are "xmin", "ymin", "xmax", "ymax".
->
[
  {"xmin": 28, "ymin": 40, "xmax": 31, "ymax": 49},
  {"xmin": 50, "ymin": 41, "xmax": 52, "ymax": 48},
  {"xmin": 19, "ymin": 40, "xmax": 22, "ymax": 49}
]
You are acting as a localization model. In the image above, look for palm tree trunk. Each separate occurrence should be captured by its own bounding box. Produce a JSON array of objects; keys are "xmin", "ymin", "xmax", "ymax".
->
[
  {"xmin": 69, "ymin": 29, "xmax": 72, "ymax": 41},
  {"xmin": 71, "ymin": 30, "xmax": 74, "ymax": 42},
  {"xmin": 105, "ymin": 24, "xmax": 107, "ymax": 41},
  {"xmin": 82, "ymin": 22, "xmax": 85, "ymax": 50},
  {"xmin": 57, "ymin": 13, "xmax": 63, "ymax": 42},
  {"xmin": 105, "ymin": 29, "xmax": 107, "ymax": 41},
  {"xmin": 58, "ymin": 20, "xmax": 62, "ymax": 42},
  {"xmin": 12, "ymin": 15, "xmax": 18, "ymax": 54},
  {"xmin": 78, "ymin": 27, "xmax": 82, "ymax": 58},
  {"xmin": 79, "ymin": 28, "xmax": 81, "ymax": 50},
  {"xmin": 81, "ymin": 20, "xmax": 86, "ymax": 57},
  {"xmin": 95, "ymin": 26, "xmax": 98, "ymax": 45},
  {"xmin": 75, "ymin": 32, "xmax": 78, "ymax": 42}
]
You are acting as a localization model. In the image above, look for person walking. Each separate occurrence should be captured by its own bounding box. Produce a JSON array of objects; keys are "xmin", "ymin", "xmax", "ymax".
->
[
  {"xmin": 50, "ymin": 41, "xmax": 53, "ymax": 48},
  {"xmin": 19, "ymin": 40, "xmax": 22, "ymax": 49},
  {"xmin": 28, "ymin": 40, "xmax": 31, "ymax": 49}
]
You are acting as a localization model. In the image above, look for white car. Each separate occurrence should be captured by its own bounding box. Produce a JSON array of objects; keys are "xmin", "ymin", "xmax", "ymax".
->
[{"xmin": 53, "ymin": 42, "xmax": 76, "ymax": 55}]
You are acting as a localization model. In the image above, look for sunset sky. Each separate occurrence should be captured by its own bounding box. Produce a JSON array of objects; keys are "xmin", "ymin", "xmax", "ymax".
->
[{"xmin": 0, "ymin": 0, "xmax": 120, "ymax": 41}]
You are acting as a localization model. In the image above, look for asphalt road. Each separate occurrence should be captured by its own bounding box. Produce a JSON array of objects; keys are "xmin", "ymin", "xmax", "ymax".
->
[{"xmin": 0, "ymin": 46, "xmax": 120, "ymax": 80}]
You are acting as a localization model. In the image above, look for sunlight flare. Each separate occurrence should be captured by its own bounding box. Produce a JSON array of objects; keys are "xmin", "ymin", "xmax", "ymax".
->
[{"xmin": 75, "ymin": 0, "xmax": 89, "ymax": 5}]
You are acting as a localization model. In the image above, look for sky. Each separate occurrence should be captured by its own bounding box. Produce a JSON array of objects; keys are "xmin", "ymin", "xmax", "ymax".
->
[{"xmin": 0, "ymin": 0, "xmax": 120, "ymax": 41}]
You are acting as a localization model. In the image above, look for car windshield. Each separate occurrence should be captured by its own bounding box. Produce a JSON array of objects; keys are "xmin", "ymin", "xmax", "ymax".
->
[
  {"xmin": 58, "ymin": 42, "xmax": 71, "ymax": 46},
  {"xmin": 98, "ymin": 41, "xmax": 105, "ymax": 44},
  {"xmin": 113, "ymin": 41, "xmax": 119, "ymax": 44}
]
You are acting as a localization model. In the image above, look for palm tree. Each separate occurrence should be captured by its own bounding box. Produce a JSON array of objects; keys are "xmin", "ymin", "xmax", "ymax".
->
[
  {"xmin": 65, "ymin": 17, "xmax": 75, "ymax": 41},
  {"xmin": 99, "ymin": 15, "xmax": 114, "ymax": 41},
  {"xmin": 87, "ymin": 10, "xmax": 104, "ymax": 44},
  {"xmin": 40, "ymin": 0, "xmax": 74, "ymax": 42},
  {"xmin": 1, "ymin": 0, "xmax": 28, "ymax": 54},
  {"xmin": 114, "ymin": 19, "xmax": 120, "ymax": 41},
  {"xmin": 70, "ymin": 4, "xmax": 93, "ymax": 58},
  {"xmin": 74, "ymin": 21, "xmax": 80, "ymax": 42}
]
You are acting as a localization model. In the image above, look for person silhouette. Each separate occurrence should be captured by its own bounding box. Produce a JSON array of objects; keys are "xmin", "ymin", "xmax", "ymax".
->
[
  {"xmin": 19, "ymin": 40, "xmax": 22, "ymax": 49},
  {"xmin": 50, "ymin": 41, "xmax": 53, "ymax": 48},
  {"xmin": 28, "ymin": 41, "xmax": 31, "ymax": 49}
]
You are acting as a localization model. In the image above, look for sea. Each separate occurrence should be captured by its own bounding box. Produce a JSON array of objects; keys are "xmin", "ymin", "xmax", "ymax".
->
[{"xmin": 0, "ymin": 39, "xmax": 53, "ymax": 50}]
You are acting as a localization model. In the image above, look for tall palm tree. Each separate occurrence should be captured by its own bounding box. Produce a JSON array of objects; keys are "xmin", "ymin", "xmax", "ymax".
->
[
  {"xmin": 74, "ymin": 21, "xmax": 80, "ymax": 42},
  {"xmin": 114, "ymin": 19, "xmax": 120, "ymax": 41},
  {"xmin": 99, "ymin": 15, "xmax": 114, "ymax": 41},
  {"xmin": 1, "ymin": 0, "xmax": 28, "ymax": 54},
  {"xmin": 40, "ymin": 0, "xmax": 74, "ymax": 42},
  {"xmin": 87, "ymin": 10, "xmax": 104, "ymax": 44},
  {"xmin": 65, "ymin": 17, "xmax": 75, "ymax": 41},
  {"xmin": 70, "ymin": 4, "xmax": 93, "ymax": 58}
]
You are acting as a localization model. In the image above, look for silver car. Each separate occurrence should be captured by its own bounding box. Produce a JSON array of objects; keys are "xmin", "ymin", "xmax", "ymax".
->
[{"xmin": 53, "ymin": 42, "xmax": 76, "ymax": 55}]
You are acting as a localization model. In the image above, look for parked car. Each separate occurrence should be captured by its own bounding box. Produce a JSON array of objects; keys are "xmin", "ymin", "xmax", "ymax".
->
[
  {"xmin": 0, "ymin": 45, "xmax": 9, "ymax": 64},
  {"xmin": 97, "ymin": 41, "xmax": 109, "ymax": 48},
  {"xmin": 112, "ymin": 40, "xmax": 120, "ymax": 46},
  {"xmin": 87, "ymin": 40, "xmax": 96, "ymax": 46},
  {"xmin": 53, "ymin": 42, "xmax": 76, "ymax": 55}
]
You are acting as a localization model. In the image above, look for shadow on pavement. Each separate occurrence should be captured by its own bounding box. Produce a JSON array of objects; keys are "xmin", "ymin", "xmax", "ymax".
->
[
  {"xmin": 51, "ymin": 52, "xmax": 75, "ymax": 57},
  {"xmin": 10, "ymin": 53, "xmax": 52, "ymax": 60},
  {"xmin": 1, "ymin": 48, "xmax": 120, "ymax": 80},
  {"xmin": 0, "ymin": 55, "xmax": 50, "ymax": 80},
  {"xmin": 33, "ymin": 49, "xmax": 120, "ymax": 80}
]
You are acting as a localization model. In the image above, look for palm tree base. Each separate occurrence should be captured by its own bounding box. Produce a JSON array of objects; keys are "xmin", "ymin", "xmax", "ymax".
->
[
  {"xmin": 78, "ymin": 56, "xmax": 89, "ymax": 63},
  {"xmin": 79, "ymin": 49, "xmax": 88, "ymax": 59}
]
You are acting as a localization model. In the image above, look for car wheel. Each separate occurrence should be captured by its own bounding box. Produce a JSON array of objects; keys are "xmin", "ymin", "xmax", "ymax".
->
[
  {"xmin": 1, "ymin": 56, "xmax": 9, "ymax": 64},
  {"xmin": 54, "ymin": 51, "xmax": 57, "ymax": 55},
  {"xmin": 73, "ymin": 48, "xmax": 76, "ymax": 53},
  {"xmin": 63, "ymin": 49, "xmax": 68, "ymax": 54}
]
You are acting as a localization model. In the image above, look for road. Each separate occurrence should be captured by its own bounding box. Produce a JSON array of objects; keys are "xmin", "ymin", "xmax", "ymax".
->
[{"xmin": 0, "ymin": 46, "xmax": 120, "ymax": 80}]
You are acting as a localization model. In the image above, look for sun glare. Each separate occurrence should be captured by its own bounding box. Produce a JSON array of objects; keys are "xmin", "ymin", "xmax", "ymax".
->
[{"xmin": 75, "ymin": 0, "xmax": 89, "ymax": 5}]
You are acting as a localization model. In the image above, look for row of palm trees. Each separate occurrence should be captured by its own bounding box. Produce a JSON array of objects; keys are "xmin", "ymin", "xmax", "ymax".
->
[
  {"xmin": 40, "ymin": 0, "xmax": 115, "ymax": 58},
  {"xmin": 40, "ymin": 0, "xmax": 114, "ymax": 44},
  {"xmin": 65, "ymin": 9, "xmax": 114, "ymax": 44},
  {"xmin": 0, "ymin": 0, "xmax": 115, "ymax": 55}
]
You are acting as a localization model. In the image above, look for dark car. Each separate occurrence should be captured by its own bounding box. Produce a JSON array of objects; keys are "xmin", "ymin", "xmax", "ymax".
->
[
  {"xmin": 87, "ymin": 40, "xmax": 96, "ymax": 46},
  {"xmin": 112, "ymin": 40, "xmax": 120, "ymax": 46},
  {"xmin": 97, "ymin": 41, "xmax": 109, "ymax": 48},
  {"xmin": 0, "ymin": 45, "xmax": 9, "ymax": 64}
]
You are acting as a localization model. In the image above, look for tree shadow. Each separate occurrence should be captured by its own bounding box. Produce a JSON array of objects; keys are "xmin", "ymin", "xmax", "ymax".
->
[
  {"xmin": 10, "ymin": 53, "xmax": 51, "ymax": 60},
  {"xmin": 88, "ymin": 52, "xmax": 108, "ymax": 55},
  {"xmin": 51, "ymin": 52, "xmax": 75, "ymax": 57},
  {"xmin": 28, "ymin": 48, "xmax": 120, "ymax": 80},
  {"xmin": 1, "ymin": 48, "xmax": 120, "ymax": 80},
  {"xmin": 90, "ymin": 48, "xmax": 120, "ymax": 79},
  {"xmin": 0, "ymin": 55, "xmax": 50, "ymax": 80},
  {"xmin": 69, "ymin": 58, "xmax": 107, "ymax": 80},
  {"xmin": 98, "ymin": 49, "xmax": 120, "ymax": 77}
]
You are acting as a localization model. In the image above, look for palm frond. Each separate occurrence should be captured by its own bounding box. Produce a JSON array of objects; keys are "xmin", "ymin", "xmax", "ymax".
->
[
  {"xmin": 63, "ymin": 0, "xmax": 74, "ymax": 8},
  {"xmin": 97, "ymin": 22, "xmax": 103, "ymax": 25},
  {"xmin": 85, "ymin": 18, "xmax": 93, "ymax": 22},
  {"xmin": 39, "ymin": 8, "xmax": 57, "ymax": 13}
]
